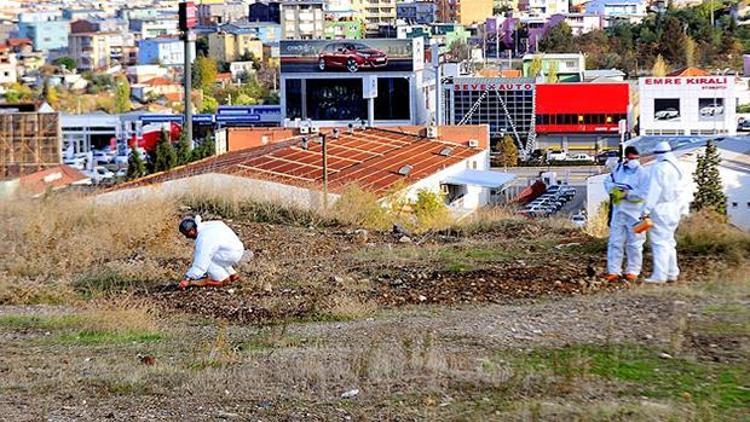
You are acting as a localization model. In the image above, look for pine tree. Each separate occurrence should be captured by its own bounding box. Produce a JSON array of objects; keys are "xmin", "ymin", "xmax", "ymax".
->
[
  {"xmin": 152, "ymin": 130, "xmax": 178, "ymax": 172},
  {"xmin": 114, "ymin": 75, "xmax": 132, "ymax": 113},
  {"xmin": 495, "ymin": 134, "xmax": 519, "ymax": 167},
  {"xmin": 126, "ymin": 147, "xmax": 147, "ymax": 180},
  {"xmin": 192, "ymin": 132, "xmax": 215, "ymax": 161},
  {"xmin": 175, "ymin": 131, "xmax": 192, "ymax": 165},
  {"xmin": 691, "ymin": 140, "xmax": 727, "ymax": 215}
]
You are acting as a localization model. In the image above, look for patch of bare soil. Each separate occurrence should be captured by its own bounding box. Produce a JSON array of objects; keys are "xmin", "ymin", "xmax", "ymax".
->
[{"xmin": 144, "ymin": 221, "xmax": 728, "ymax": 325}]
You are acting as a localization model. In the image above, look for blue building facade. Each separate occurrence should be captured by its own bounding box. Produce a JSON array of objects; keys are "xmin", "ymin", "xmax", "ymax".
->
[
  {"xmin": 397, "ymin": 1, "xmax": 437, "ymax": 25},
  {"xmin": 17, "ymin": 20, "xmax": 70, "ymax": 51}
]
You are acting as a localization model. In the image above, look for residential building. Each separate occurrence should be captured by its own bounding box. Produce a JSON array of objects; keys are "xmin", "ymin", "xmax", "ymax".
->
[
  {"xmin": 131, "ymin": 76, "xmax": 183, "ymax": 102},
  {"xmin": 68, "ymin": 32, "xmax": 113, "ymax": 71},
  {"xmin": 229, "ymin": 61, "xmax": 256, "ymax": 80},
  {"xmin": 437, "ymin": 0, "xmax": 493, "ymax": 26},
  {"xmin": 325, "ymin": 0, "xmax": 356, "ymax": 20},
  {"xmin": 18, "ymin": 11, "xmax": 62, "ymax": 23},
  {"xmin": 128, "ymin": 17, "xmax": 180, "ymax": 40},
  {"xmin": 249, "ymin": 1, "xmax": 281, "ymax": 23},
  {"xmin": 138, "ymin": 37, "xmax": 195, "ymax": 66},
  {"xmin": 324, "ymin": 20, "xmax": 364, "ymax": 39},
  {"xmin": 0, "ymin": 45, "xmax": 18, "ymax": 84},
  {"xmin": 585, "ymin": 0, "xmax": 646, "ymax": 25},
  {"xmin": 281, "ymin": 0, "xmax": 325, "ymax": 39},
  {"xmin": 208, "ymin": 29, "xmax": 264, "ymax": 63},
  {"xmin": 519, "ymin": 0, "xmax": 569, "ymax": 15},
  {"xmin": 197, "ymin": 2, "xmax": 248, "ymax": 25},
  {"xmin": 352, "ymin": 0, "xmax": 397, "ymax": 34},
  {"xmin": 216, "ymin": 21, "xmax": 281, "ymax": 46},
  {"xmin": 126, "ymin": 64, "xmax": 169, "ymax": 84},
  {"xmin": 17, "ymin": 19, "xmax": 70, "ymax": 52},
  {"xmin": 62, "ymin": 8, "xmax": 108, "ymax": 21},
  {"xmin": 522, "ymin": 53, "xmax": 585, "ymax": 82},
  {"xmin": 397, "ymin": 1, "xmax": 437, "ymax": 25}
]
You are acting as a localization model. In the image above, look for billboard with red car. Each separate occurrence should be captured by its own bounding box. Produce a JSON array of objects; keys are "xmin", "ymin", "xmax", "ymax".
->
[{"xmin": 281, "ymin": 38, "xmax": 423, "ymax": 73}]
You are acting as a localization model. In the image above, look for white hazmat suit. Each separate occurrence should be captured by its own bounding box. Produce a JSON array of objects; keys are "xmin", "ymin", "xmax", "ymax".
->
[
  {"xmin": 604, "ymin": 160, "xmax": 648, "ymax": 277},
  {"xmin": 185, "ymin": 217, "xmax": 246, "ymax": 282},
  {"xmin": 643, "ymin": 142, "xmax": 685, "ymax": 283}
]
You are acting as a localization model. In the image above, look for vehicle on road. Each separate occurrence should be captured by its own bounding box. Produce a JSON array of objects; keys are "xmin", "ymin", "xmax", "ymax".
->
[
  {"xmin": 318, "ymin": 42, "xmax": 387, "ymax": 73},
  {"xmin": 546, "ymin": 149, "xmax": 567, "ymax": 161},
  {"xmin": 566, "ymin": 153, "xmax": 595, "ymax": 162},
  {"xmin": 596, "ymin": 150, "xmax": 619, "ymax": 165}
]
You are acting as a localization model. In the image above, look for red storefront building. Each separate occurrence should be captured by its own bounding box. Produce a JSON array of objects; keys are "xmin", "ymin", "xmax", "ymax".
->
[{"xmin": 535, "ymin": 83, "xmax": 630, "ymax": 151}]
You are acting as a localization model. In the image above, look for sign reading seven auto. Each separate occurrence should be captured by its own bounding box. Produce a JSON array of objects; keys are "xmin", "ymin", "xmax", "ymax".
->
[{"xmin": 280, "ymin": 39, "xmax": 423, "ymax": 74}]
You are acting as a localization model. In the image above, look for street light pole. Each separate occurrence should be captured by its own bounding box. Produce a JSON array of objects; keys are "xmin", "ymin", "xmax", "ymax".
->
[{"xmin": 184, "ymin": 31, "xmax": 193, "ymax": 146}]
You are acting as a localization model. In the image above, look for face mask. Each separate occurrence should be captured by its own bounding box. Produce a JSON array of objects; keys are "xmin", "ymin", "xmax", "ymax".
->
[{"xmin": 625, "ymin": 160, "xmax": 640, "ymax": 170}]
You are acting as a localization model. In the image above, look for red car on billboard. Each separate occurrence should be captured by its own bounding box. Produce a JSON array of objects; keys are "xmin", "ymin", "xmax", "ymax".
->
[{"xmin": 317, "ymin": 42, "xmax": 388, "ymax": 73}]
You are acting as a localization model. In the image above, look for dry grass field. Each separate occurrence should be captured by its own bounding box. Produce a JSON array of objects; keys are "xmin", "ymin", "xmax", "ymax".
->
[{"xmin": 0, "ymin": 192, "xmax": 748, "ymax": 420}]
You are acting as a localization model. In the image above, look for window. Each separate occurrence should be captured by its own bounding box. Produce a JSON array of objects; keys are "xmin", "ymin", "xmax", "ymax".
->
[
  {"xmin": 732, "ymin": 202, "xmax": 738, "ymax": 208},
  {"xmin": 285, "ymin": 79, "xmax": 302, "ymax": 119},
  {"xmin": 306, "ymin": 78, "xmax": 366, "ymax": 121},
  {"xmin": 375, "ymin": 78, "xmax": 410, "ymax": 120}
]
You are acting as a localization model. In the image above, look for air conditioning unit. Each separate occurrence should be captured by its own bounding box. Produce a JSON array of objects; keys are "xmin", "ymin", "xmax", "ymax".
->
[
  {"xmin": 468, "ymin": 139, "xmax": 479, "ymax": 148},
  {"xmin": 300, "ymin": 126, "xmax": 310, "ymax": 134},
  {"xmin": 309, "ymin": 125, "xmax": 320, "ymax": 134}
]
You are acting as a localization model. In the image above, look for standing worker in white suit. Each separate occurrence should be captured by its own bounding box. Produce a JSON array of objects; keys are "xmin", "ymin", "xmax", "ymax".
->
[
  {"xmin": 178, "ymin": 215, "xmax": 250, "ymax": 289},
  {"xmin": 641, "ymin": 141, "xmax": 685, "ymax": 284},
  {"xmin": 604, "ymin": 146, "xmax": 649, "ymax": 282}
]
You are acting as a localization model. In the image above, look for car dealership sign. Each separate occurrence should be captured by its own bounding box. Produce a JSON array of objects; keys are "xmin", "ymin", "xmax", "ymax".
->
[
  {"xmin": 451, "ymin": 79, "xmax": 535, "ymax": 92},
  {"xmin": 642, "ymin": 77, "xmax": 729, "ymax": 89}
]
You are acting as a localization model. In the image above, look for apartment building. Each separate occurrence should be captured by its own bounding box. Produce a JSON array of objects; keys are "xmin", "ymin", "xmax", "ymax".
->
[
  {"xmin": 0, "ymin": 45, "xmax": 18, "ymax": 85},
  {"xmin": 352, "ymin": 0, "xmax": 397, "ymax": 35},
  {"xmin": 68, "ymin": 32, "xmax": 113, "ymax": 71},
  {"xmin": 438, "ymin": 0, "xmax": 493, "ymax": 25},
  {"xmin": 208, "ymin": 28, "xmax": 265, "ymax": 63},
  {"xmin": 280, "ymin": 0, "xmax": 325, "ymax": 39}
]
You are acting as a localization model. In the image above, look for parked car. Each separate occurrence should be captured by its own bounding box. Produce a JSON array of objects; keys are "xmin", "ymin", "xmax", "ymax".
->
[
  {"xmin": 566, "ymin": 153, "xmax": 595, "ymax": 162},
  {"xmin": 546, "ymin": 149, "xmax": 567, "ymax": 161},
  {"xmin": 738, "ymin": 120, "xmax": 750, "ymax": 132},
  {"xmin": 596, "ymin": 150, "xmax": 620, "ymax": 165},
  {"xmin": 655, "ymin": 108, "xmax": 679, "ymax": 121},
  {"xmin": 318, "ymin": 42, "xmax": 388, "ymax": 73},
  {"xmin": 93, "ymin": 150, "xmax": 114, "ymax": 165},
  {"xmin": 115, "ymin": 168, "xmax": 128, "ymax": 178}
]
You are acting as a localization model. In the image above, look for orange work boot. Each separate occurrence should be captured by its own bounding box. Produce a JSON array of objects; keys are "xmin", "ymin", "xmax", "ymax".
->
[
  {"xmin": 192, "ymin": 278, "xmax": 225, "ymax": 287},
  {"xmin": 603, "ymin": 273, "xmax": 621, "ymax": 282},
  {"xmin": 228, "ymin": 274, "xmax": 241, "ymax": 284},
  {"xmin": 624, "ymin": 273, "xmax": 639, "ymax": 282}
]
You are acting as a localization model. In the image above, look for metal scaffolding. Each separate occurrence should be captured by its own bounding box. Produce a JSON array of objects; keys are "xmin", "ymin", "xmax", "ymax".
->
[{"xmin": 0, "ymin": 112, "xmax": 61, "ymax": 178}]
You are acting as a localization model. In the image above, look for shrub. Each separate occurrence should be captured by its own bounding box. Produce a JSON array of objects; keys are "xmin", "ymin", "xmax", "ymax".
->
[{"xmin": 678, "ymin": 210, "xmax": 750, "ymax": 260}]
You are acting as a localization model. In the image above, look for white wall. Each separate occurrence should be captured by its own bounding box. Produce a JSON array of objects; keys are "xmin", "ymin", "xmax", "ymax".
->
[
  {"xmin": 639, "ymin": 76, "xmax": 737, "ymax": 136},
  {"xmin": 725, "ymin": 166, "xmax": 750, "ymax": 230},
  {"xmin": 399, "ymin": 150, "xmax": 491, "ymax": 210},
  {"xmin": 95, "ymin": 172, "xmax": 340, "ymax": 210}
]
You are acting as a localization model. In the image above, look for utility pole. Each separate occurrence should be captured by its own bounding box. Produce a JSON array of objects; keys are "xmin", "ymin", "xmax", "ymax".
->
[
  {"xmin": 179, "ymin": 1, "xmax": 196, "ymax": 146},
  {"xmin": 321, "ymin": 134, "xmax": 328, "ymax": 210},
  {"xmin": 432, "ymin": 41, "xmax": 441, "ymax": 126}
]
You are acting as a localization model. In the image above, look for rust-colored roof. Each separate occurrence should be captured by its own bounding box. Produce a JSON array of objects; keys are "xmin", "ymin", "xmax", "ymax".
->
[
  {"xmin": 6, "ymin": 38, "xmax": 32, "ymax": 47},
  {"xmin": 163, "ymin": 92, "xmax": 183, "ymax": 102},
  {"xmin": 667, "ymin": 67, "xmax": 709, "ymax": 77},
  {"xmin": 111, "ymin": 128, "xmax": 484, "ymax": 196},
  {"xmin": 18, "ymin": 165, "xmax": 88, "ymax": 195},
  {"xmin": 145, "ymin": 76, "xmax": 176, "ymax": 86},
  {"xmin": 216, "ymin": 72, "xmax": 232, "ymax": 81}
]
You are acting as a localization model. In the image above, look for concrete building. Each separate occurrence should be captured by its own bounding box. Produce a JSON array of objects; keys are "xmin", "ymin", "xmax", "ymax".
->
[
  {"xmin": 98, "ymin": 126, "xmax": 513, "ymax": 216},
  {"xmin": 639, "ymin": 75, "xmax": 737, "ymax": 136},
  {"xmin": 280, "ymin": 0, "xmax": 325, "ymax": 39},
  {"xmin": 208, "ymin": 29, "xmax": 264, "ymax": 63},
  {"xmin": 397, "ymin": 1, "xmax": 438, "ymax": 25},
  {"xmin": 438, "ymin": 0, "xmax": 493, "ymax": 25},
  {"xmin": 522, "ymin": 53, "xmax": 585, "ymax": 82},
  {"xmin": 219, "ymin": 21, "xmax": 281, "ymax": 45},
  {"xmin": 197, "ymin": 2, "xmax": 248, "ymax": 25},
  {"xmin": 128, "ymin": 17, "xmax": 180, "ymax": 40},
  {"xmin": 585, "ymin": 0, "xmax": 646, "ymax": 25},
  {"xmin": 323, "ymin": 20, "xmax": 364, "ymax": 39},
  {"xmin": 17, "ymin": 19, "xmax": 70, "ymax": 52},
  {"xmin": 249, "ymin": 1, "xmax": 281, "ymax": 23},
  {"xmin": 352, "ymin": 0, "xmax": 398, "ymax": 35},
  {"xmin": 520, "ymin": 0, "xmax": 569, "ymax": 15},
  {"xmin": 138, "ymin": 37, "xmax": 195, "ymax": 66},
  {"xmin": 68, "ymin": 32, "xmax": 114, "ymax": 71},
  {"xmin": 0, "ymin": 45, "xmax": 18, "ymax": 85}
]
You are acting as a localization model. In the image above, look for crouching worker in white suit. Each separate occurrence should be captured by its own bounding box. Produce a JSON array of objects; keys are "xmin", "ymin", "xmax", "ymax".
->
[
  {"xmin": 642, "ymin": 141, "xmax": 685, "ymax": 284},
  {"xmin": 178, "ymin": 216, "xmax": 250, "ymax": 289},
  {"xmin": 604, "ymin": 145, "xmax": 648, "ymax": 283}
]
